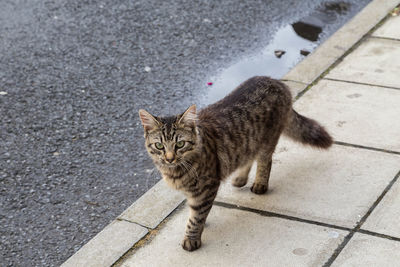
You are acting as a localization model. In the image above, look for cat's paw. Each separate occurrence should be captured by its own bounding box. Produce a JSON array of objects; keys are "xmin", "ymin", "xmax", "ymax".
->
[
  {"xmin": 232, "ymin": 176, "xmax": 248, "ymax": 187},
  {"xmin": 251, "ymin": 183, "xmax": 268, "ymax": 194},
  {"xmin": 182, "ymin": 237, "xmax": 201, "ymax": 251}
]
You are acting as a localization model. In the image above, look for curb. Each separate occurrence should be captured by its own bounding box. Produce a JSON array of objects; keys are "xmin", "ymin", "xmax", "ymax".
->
[
  {"xmin": 118, "ymin": 180, "xmax": 185, "ymax": 229},
  {"xmin": 61, "ymin": 0, "xmax": 400, "ymax": 266}
]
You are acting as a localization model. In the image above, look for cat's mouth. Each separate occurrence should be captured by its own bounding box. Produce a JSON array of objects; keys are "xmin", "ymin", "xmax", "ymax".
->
[
  {"xmin": 160, "ymin": 161, "xmax": 178, "ymax": 168},
  {"xmin": 165, "ymin": 163, "xmax": 177, "ymax": 168}
]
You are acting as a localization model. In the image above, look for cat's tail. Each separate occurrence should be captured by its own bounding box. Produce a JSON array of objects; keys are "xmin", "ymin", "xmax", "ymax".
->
[{"xmin": 284, "ymin": 109, "xmax": 333, "ymax": 149}]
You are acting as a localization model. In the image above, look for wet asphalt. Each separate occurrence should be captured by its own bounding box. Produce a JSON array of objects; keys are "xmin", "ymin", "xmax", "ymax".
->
[{"xmin": 0, "ymin": 0, "xmax": 371, "ymax": 266}]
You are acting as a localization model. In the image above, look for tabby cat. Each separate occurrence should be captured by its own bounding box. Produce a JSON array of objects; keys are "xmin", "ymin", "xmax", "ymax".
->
[{"xmin": 139, "ymin": 76, "xmax": 332, "ymax": 251}]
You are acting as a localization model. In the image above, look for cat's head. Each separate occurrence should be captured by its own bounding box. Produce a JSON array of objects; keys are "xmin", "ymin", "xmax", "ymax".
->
[{"xmin": 138, "ymin": 105, "xmax": 199, "ymax": 169}]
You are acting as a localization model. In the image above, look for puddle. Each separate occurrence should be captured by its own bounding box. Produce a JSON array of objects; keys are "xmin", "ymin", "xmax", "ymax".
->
[
  {"xmin": 202, "ymin": 1, "xmax": 352, "ymax": 104},
  {"xmin": 203, "ymin": 24, "xmax": 317, "ymax": 103}
]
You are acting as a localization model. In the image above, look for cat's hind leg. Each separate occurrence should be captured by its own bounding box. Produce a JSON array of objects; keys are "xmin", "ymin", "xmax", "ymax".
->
[
  {"xmin": 251, "ymin": 155, "xmax": 272, "ymax": 194},
  {"xmin": 231, "ymin": 162, "xmax": 252, "ymax": 188},
  {"xmin": 251, "ymin": 126, "xmax": 282, "ymax": 195}
]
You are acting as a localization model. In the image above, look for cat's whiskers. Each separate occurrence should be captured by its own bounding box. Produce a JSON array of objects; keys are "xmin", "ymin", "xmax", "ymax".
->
[
  {"xmin": 180, "ymin": 160, "xmax": 194, "ymax": 177},
  {"xmin": 180, "ymin": 160, "xmax": 199, "ymax": 182}
]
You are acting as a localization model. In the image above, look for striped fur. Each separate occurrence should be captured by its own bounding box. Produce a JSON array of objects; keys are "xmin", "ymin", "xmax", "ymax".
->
[{"xmin": 139, "ymin": 76, "xmax": 332, "ymax": 251}]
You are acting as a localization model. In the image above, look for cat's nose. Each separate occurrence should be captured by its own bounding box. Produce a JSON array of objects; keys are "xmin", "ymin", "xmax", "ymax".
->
[{"xmin": 165, "ymin": 152, "xmax": 175, "ymax": 163}]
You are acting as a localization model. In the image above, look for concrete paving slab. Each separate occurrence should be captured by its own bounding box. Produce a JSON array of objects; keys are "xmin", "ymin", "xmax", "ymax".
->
[
  {"xmin": 216, "ymin": 140, "xmax": 400, "ymax": 228},
  {"xmin": 120, "ymin": 205, "xmax": 347, "ymax": 267},
  {"xmin": 61, "ymin": 220, "xmax": 148, "ymax": 267},
  {"xmin": 326, "ymin": 38, "xmax": 400, "ymax": 89},
  {"xmin": 373, "ymin": 16, "xmax": 400, "ymax": 40},
  {"xmin": 332, "ymin": 233, "xmax": 400, "ymax": 267},
  {"xmin": 283, "ymin": 0, "xmax": 400, "ymax": 84},
  {"xmin": 362, "ymin": 176, "xmax": 400, "ymax": 238},
  {"xmin": 119, "ymin": 180, "xmax": 185, "ymax": 229},
  {"xmin": 297, "ymin": 79, "xmax": 400, "ymax": 152}
]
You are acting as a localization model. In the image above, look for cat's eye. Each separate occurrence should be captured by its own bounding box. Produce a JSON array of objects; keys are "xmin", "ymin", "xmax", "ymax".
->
[
  {"xmin": 176, "ymin": 141, "xmax": 185, "ymax": 149},
  {"xmin": 155, "ymin": 142, "xmax": 164, "ymax": 150}
]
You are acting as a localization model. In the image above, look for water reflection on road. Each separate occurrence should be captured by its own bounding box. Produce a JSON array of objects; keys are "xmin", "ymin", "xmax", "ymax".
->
[{"xmin": 202, "ymin": 24, "xmax": 317, "ymax": 104}]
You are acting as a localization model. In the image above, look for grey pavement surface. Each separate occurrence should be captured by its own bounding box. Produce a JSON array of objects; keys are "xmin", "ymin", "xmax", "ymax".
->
[{"xmin": 0, "ymin": 0, "xmax": 371, "ymax": 266}]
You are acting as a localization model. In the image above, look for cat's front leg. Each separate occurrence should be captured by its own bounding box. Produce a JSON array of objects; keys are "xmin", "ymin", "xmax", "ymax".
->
[{"xmin": 182, "ymin": 181, "xmax": 220, "ymax": 251}]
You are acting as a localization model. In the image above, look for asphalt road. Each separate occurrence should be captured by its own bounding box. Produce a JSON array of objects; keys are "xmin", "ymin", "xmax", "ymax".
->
[{"xmin": 0, "ymin": 0, "xmax": 371, "ymax": 266}]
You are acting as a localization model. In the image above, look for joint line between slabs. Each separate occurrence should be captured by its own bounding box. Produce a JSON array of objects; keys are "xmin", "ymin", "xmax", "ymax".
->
[
  {"xmin": 323, "ymin": 77, "xmax": 400, "ymax": 91},
  {"xmin": 213, "ymin": 201, "xmax": 351, "ymax": 232},
  {"xmin": 355, "ymin": 169, "xmax": 400, "ymax": 230},
  {"xmin": 370, "ymin": 35, "xmax": 400, "ymax": 43},
  {"xmin": 323, "ymin": 169, "xmax": 400, "ymax": 266},
  {"xmin": 358, "ymin": 229, "xmax": 400, "ymax": 242},
  {"xmin": 334, "ymin": 141, "xmax": 400, "ymax": 156}
]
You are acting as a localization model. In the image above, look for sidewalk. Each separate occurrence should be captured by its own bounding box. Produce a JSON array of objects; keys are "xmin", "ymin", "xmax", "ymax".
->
[{"xmin": 62, "ymin": 1, "xmax": 400, "ymax": 266}]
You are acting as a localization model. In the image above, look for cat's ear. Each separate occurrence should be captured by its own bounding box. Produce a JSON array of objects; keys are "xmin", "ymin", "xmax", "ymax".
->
[
  {"xmin": 139, "ymin": 109, "xmax": 160, "ymax": 132},
  {"xmin": 178, "ymin": 105, "xmax": 197, "ymax": 126}
]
